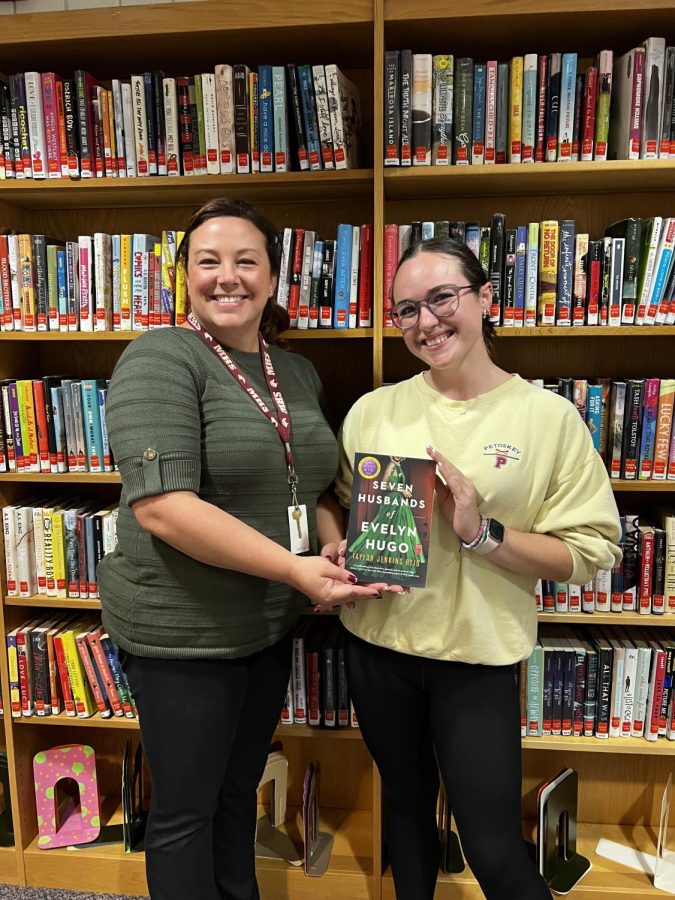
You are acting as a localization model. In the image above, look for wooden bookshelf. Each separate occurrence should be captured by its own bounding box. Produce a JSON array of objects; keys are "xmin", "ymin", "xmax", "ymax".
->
[{"xmin": 1, "ymin": 0, "xmax": 674, "ymax": 898}]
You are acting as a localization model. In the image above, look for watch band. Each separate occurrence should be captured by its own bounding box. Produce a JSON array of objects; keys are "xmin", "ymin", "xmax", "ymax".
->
[{"xmin": 471, "ymin": 518, "xmax": 505, "ymax": 555}]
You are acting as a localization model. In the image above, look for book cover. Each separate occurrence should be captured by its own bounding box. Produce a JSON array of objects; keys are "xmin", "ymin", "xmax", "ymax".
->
[{"xmin": 345, "ymin": 453, "xmax": 435, "ymax": 587}]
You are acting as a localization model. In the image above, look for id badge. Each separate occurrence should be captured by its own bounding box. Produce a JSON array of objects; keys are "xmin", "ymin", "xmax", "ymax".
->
[{"xmin": 288, "ymin": 504, "xmax": 310, "ymax": 554}]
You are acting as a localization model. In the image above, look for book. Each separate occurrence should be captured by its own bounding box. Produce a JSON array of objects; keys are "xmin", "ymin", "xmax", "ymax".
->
[{"xmin": 345, "ymin": 453, "xmax": 435, "ymax": 587}]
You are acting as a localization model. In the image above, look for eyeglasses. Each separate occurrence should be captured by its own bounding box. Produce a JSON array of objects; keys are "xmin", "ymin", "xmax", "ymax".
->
[{"xmin": 390, "ymin": 284, "xmax": 482, "ymax": 330}]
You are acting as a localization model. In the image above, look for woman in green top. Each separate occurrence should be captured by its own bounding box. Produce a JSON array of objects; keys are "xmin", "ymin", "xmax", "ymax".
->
[{"xmin": 98, "ymin": 198, "xmax": 381, "ymax": 900}]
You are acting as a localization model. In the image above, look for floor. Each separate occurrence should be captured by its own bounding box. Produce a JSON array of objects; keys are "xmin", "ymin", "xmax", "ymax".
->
[{"xmin": 0, "ymin": 888, "xmax": 143, "ymax": 899}]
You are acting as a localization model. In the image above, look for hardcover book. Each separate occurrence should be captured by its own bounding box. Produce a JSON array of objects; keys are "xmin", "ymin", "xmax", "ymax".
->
[{"xmin": 345, "ymin": 452, "xmax": 435, "ymax": 587}]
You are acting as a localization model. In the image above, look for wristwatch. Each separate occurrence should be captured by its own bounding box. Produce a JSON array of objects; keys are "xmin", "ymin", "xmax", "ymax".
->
[{"xmin": 472, "ymin": 518, "xmax": 505, "ymax": 555}]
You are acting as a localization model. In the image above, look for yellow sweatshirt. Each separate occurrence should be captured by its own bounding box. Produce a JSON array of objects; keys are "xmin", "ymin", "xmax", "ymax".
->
[{"xmin": 336, "ymin": 374, "xmax": 622, "ymax": 665}]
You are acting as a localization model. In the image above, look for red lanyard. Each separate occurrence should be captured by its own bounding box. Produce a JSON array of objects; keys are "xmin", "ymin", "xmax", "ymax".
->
[{"xmin": 187, "ymin": 312, "xmax": 300, "ymax": 502}]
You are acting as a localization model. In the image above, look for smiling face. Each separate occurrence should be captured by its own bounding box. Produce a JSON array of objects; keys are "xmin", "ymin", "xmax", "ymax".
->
[
  {"xmin": 393, "ymin": 251, "xmax": 492, "ymax": 378},
  {"xmin": 186, "ymin": 216, "xmax": 277, "ymax": 351}
]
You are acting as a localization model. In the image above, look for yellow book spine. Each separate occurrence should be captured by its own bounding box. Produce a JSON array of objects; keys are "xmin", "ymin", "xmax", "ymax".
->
[
  {"xmin": 16, "ymin": 380, "xmax": 38, "ymax": 471},
  {"xmin": 18, "ymin": 234, "xmax": 35, "ymax": 330},
  {"xmin": 509, "ymin": 57, "xmax": 523, "ymax": 163},
  {"xmin": 120, "ymin": 233, "xmax": 132, "ymax": 331},
  {"xmin": 161, "ymin": 230, "xmax": 176, "ymax": 326},
  {"xmin": 175, "ymin": 230, "xmax": 187, "ymax": 324},
  {"xmin": 60, "ymin": 628, "xmax": 96, "ymax": 717},
  {"xmin": 7, "ymin": 639, "xmax": 20, "ymax": 717},
  {"xmin": 538, "ymin": 221, "xmax": 559, "ymax": 325},
  {"xmin": 249, "ymin": 71, "xmax": 259, "ymax": 173},
  {"xmin": 654, "ymin": 379, "xmax": 675, "ymax": 479},
  {"xmin": 51, "ymin": 510, "xmax": 67, "ymax": 598}
]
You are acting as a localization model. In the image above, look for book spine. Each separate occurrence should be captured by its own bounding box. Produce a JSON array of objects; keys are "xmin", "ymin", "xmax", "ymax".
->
[
  {"xmin": 594, "ymin": 50, "xmax": 613, "ymax": 160},
  {"xmin": 286, "ymin": 64, "xmax": 309, "ymax": 171},
  {"xmin": 357, "ymin": 223, "xmax": 373, "ymax": 327},
  {"xmin": 412, "ymin": 54, "xmax": 432, "ymax": 165},
  {"xmin": 201, "ymin": 72, "xmax": 220, "ymax": 176},
  {"xmin": 233, "ymin": 65, "xmax": 250, "ymax": 174},
  {"xmin": 249, "ymin": 71, "xmax": 259, "ymax": 173},
  {"xmin": 471, "ymin": 63, "xmax": 486, "ymax": 165},
  {"xmin": 383, "ymin": 51, "xmax": 400, "ymax": 166},
  {"xmin": 271, "ymin": 66, "xmax": 288, "ymax": 173},
  {"xmin": 538, "ymin": 221, "xmax": 558, "ymax": 325},
  {"xmin": 556, "ymin": 219, "xmax": 575, "ymax": 324},
  {"xmin": 214, "ymin": 64, "xmax": 235, "ymax": 174},
  {"xmin": 557, "ymin": 52, "xmax": 577, "ymax": 160},
  {"xmin": 546, "ymin": 53, "xmax": 561, "ymax": 162},
  {"xmin": 297, "ymin": 65, "xmax": 321, "ymax": 170},
  {"xmin": 454, "ymin": 57, "xmax": 473, "ymax": 165},
  {"xmin": 508, "ymin": 56, "xmax": 523, "ymax": 163},
  {"xmin": 431, "ymin": 55, "xmax": 453, "ymax": 165},
  {"xmin": 495, "ymin": 63, "xmax": 509, "ymax": 164}
]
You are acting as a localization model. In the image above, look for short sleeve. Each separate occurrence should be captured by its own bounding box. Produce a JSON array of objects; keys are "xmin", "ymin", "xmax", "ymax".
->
[
  {"xmin": 105, "ymin": 332, "xmax": 202, "ymax": 504},
  {"xmin": 531, "ymin": 436, "xmax": 623, "ymax": 585},
  {"xmin": 335, "ymin": 404, "xmax": 360, "ymax": 508}
]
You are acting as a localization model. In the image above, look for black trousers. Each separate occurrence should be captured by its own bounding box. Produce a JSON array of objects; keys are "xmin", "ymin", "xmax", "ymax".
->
[
  {"xmin": 122, "ymin": 633, "xmax": 292, "ymax": 900},
  {"xmin": 345, "ymin": 632, "xmax": 551, "ymax": 900}
]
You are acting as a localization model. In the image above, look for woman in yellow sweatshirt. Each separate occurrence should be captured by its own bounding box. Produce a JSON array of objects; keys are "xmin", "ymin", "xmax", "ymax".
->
[{"xmin": 333, "ymin": 238, "xmax": 622, "ymax": 900}]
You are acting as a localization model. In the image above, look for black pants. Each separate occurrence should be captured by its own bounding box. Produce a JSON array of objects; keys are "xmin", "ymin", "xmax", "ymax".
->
[
  {"xmin": 346, "ymin": 632, "xmax": 551, "ymax": 900},
  {"xmin": 122, "ymin": 633, "xmax": 292, "ymax": 900}
]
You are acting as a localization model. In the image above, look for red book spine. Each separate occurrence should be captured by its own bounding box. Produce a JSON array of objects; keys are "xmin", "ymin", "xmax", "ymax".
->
[
  {"xmin": 32, "ymin": 380, "xmax": 50, "ymax": 473},
  {"xmin": 76, "ymin": 632, "xmax": 110, "ymax": 717},
  {"xmin": 286, "ymin": 229, "xmax": 305, "ymax": 327},
  {"xmin": 357, "ymin": 224, "xmax": 373, "ymax": 327},
  {"xmin": 648, "ymin": 649, "xmax": 667, "ymax": 739},
  {"xmin": 53, "ymin": 633, "xmax": 75, "ymax": 715},
  {"xmin": 87, "ymin": 630, "xmax": 123, "ymax": 716}
]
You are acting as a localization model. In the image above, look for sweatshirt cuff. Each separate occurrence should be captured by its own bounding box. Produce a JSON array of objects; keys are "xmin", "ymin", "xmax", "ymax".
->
[{"xmin": 118, "ymin": 450, "xmax": 201, "ymax": 504}]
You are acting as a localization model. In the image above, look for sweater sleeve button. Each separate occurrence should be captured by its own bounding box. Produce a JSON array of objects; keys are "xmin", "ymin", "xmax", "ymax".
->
[{"xmin": 143, "ymin": 448, "xmax": 157, "ymax": 461}]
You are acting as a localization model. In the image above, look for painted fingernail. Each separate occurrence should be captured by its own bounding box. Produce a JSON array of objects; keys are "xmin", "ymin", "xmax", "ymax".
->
[
  {"xmin": 348, "ymin": 574, "xmax": 358, "ymax": 584},
  {"xmin": 373, "ymin": 592, "xmax": 383, "ymax": 599}
]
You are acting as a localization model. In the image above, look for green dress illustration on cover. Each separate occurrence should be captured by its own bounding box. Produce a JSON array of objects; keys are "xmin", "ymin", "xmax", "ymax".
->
[{"xmin": 348, "ymin": 458, "xmax": 426, "ymax": 565}]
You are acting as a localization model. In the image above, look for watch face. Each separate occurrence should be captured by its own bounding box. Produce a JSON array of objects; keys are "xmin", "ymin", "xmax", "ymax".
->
[{"xmin": 488, "ymin": 519, "xmax": 505, "ymax": 543}]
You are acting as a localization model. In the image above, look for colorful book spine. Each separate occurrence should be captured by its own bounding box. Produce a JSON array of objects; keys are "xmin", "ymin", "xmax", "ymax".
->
[{"xmin": 508, "ymin": 56, "xmax": 523, "ymax": 163}]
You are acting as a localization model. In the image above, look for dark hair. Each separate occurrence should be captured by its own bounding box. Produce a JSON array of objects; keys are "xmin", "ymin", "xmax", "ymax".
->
[
  {"xmin": 394, "ymin": 237, "xmax": 496, "ymax": 357},
  {"xmin": 176, "ymin": 197, "xmax": 289, "ymax": 344}
]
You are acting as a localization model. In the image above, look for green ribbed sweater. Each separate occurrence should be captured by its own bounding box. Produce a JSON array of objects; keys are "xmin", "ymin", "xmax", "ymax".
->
[{"xmin": 97, "ymin": 328, "xmax": 339, "ymax": 659}]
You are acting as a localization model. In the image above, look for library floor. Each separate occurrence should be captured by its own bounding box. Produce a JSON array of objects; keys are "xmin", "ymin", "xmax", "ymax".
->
[{"xmin": 0, "ymin": 888, "xmax": 142, "ymax": 899}]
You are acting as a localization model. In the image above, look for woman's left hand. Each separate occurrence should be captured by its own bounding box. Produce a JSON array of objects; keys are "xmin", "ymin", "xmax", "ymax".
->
[{"xmin": 426, "ymin": 444, "xmax": 482, "ymax": 544}]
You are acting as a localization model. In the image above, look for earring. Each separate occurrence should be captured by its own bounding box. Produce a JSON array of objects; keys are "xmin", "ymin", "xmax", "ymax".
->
[{"xmin": 482, "ymin": 309, "xmax": 489, "ymax": 319}]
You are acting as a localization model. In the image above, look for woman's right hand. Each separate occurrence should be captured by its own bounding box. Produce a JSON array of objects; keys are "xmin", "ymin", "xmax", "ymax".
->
[{"xmin": 288, "ymin": 555, "xmax": 382, "ymax": 610}]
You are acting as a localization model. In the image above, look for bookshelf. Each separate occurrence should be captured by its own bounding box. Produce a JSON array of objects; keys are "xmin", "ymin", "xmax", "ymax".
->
[{"xmin": 0, "ymin": 0, "xmax": 674, "ymax": 897}]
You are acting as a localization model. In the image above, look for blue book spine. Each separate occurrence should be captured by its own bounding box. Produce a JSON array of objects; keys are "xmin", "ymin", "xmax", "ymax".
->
[
  {"xmin": 638, "ymin": 378, "xmax": 659, "ymax": 478},
  {"xmin": 80, "ymin": 379, "xmax": 104, "ymax": 473},
  {"xmin": 333, "ymin": 224, "xmax": 353, "ymax": 329},
  {"xmin": 556, "ymin": 219, "xmax": 575, "ymax": 325},
  {"xmin": 56, "ymin": 248, "xmax": 67, "ymax": 331},
  {"xmin": 465, "ymin": 223, "xmax": 480, "ymax": 258},
  {"xmin": 471, "ymin": 64, "xmax": 486, "ymax": 163},
  {"xmin": 647, "ymin": 226, "xmax": 675, "ymax": 319},
  {"xmin": 98, "ymin": 387, "xmax": 112, "ymax": 472},
  {"xmin": 557, "ymin": 52, "xmax": 577, "ymax": 159},
  {"xmin": 271, "ymin": 66, "xmax": 288, "ymax": 172},
  {"xmin": 514, "ymin": 225, "xmax": 527, "ymax": 323},
  {"xmin": 422, "ymin": 221, "xmax": 435, "ymax": 241},
  {"xmin": 586, "ymin": 384, "xmax": 603, "ymax": 453},
  {"xmin": 297, "ymin": 65, "xmax": 321, "ymax": 170},
  {"xmin": 258, "ymin": 65, "xmax": 274, "ymax": 172}
]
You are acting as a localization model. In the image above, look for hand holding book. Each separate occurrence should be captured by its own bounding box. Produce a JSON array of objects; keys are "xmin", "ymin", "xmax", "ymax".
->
[{"xmin": 426, "ymin": 445, "xmax": 482, "ymax": 544}]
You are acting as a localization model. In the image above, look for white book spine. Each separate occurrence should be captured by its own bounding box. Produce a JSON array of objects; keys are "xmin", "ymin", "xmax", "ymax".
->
[
  {"xmin": 130, "ymin": 74, "xmax": 149, "ymax": 176},
  {"xmin": 15, "ymin": 505, "xmax": 36, "ymax": 598},
  {"xmin": 162, "ymin": 78, "xmax": 180, "ymax": 176},
  {"xmin": 24, "ymin": 72, "xmax": 47, "ymax": 179},
  {"xmin": 594, "ymin": 569, "xmax": 612, "ymax": 612},
  {"xmin": 312, "ymin": 64, "xmax": 335, "ymax": 170},
  {"xmin": 619, "ymin": 643, "xmax": 639, "ymax": 736},
  {"xmin": 276, "ymin": 227, "xmax": 293, "ymax": 310},
  {"xmin": 636, "ymin": 217, "xmax": 663, "ymax": 324},
  {"xmin": 201, "ymin": 73, "xmax": 220, "ymax": 175},
  {"xmin": 568, "ymin": 583, "xmax": 582, "ymax": 613},
  {"xmin": 121, "ymin": 82, "xmax": 137, "ymax": 178},
  {"xmin": 292, "ymin": 633, "xmax": 307, "ymax": 725},
  {"xmin": 631, "ymin": 645, "xmax": 652, "ymax": 737},
  {"xmin": 215, "ymin": 64, "xmax": 235, "ymax": 174},
  {"xmin": 33, "ymin": 505, "xmax": 46, "ymax": 595},
  {"xmin": 325, "ymin": 63, "xmax": 347, "ymax": 169}
]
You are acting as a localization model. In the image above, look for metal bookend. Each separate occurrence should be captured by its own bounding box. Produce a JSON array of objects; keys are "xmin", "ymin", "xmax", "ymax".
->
[
  {"xmin": 255, "ymin": 815, "xmax": 303, "ymax": 866},
  {"xmin": 254, "ymin": 747, "xmax": 303, "ymax": 866},
  {"xmin": 538, "ymin": 769, "xmax": 591, "ymax": 895},
  {"xmin": 305, "ymin": 830, "xmax": 334, "ymax": 876}
]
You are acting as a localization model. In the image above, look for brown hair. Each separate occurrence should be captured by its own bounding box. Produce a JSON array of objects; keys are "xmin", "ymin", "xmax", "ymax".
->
[
  {"xmin": 176, "ymin": 197, "xmax": 289, "ymax": 344},
  {"xmin": 394, "ymin": 237, "xmax": 496, "ymax": 357}
]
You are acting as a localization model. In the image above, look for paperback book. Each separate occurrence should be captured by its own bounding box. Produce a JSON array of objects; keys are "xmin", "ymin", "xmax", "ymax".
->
[{"xmin": 345, "ymin": 452, "xmax": 435, "ymax": 587}]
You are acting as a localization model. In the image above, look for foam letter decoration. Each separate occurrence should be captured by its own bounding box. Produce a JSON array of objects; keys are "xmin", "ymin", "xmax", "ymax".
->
[{"xmin": 33, "ymin": 744, "xmax": 101, "ymax": 849}]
